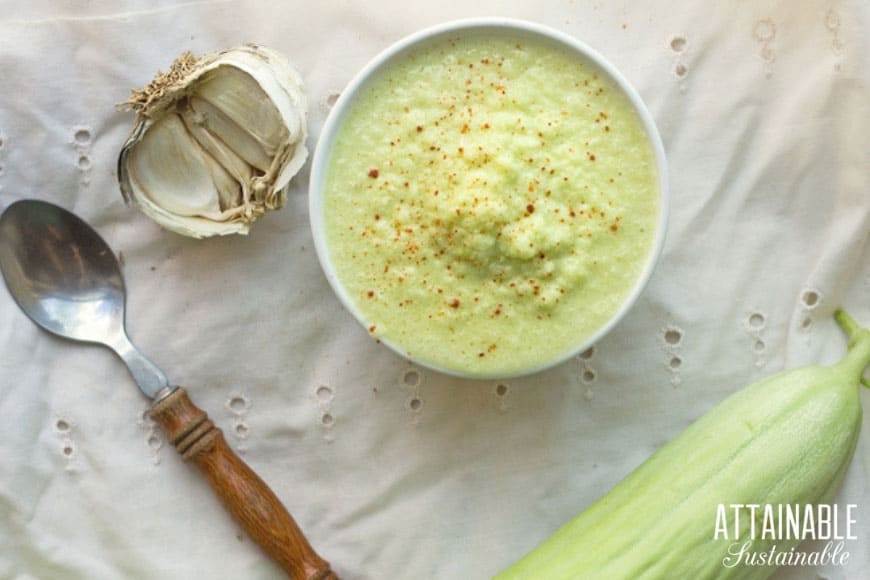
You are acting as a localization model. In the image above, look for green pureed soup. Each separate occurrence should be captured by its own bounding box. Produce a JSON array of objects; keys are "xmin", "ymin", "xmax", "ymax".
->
[{"xmin": 322, "ymin": 32, "xmax": 660, "ymax": 377}]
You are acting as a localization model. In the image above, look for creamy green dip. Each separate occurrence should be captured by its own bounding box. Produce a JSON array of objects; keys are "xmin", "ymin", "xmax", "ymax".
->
[{"xmin": 322, "ymin": 32, "xmax": 660, "ymax": 377}]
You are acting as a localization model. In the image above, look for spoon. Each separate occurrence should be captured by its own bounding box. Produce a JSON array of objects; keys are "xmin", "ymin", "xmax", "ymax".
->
[{"xmin": 0, "ymin": 199, "xmax": 336, "ymax": 580}]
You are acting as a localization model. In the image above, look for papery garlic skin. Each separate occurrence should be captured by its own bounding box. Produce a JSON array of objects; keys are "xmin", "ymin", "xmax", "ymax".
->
[{"xmin": 118, "ymin": 45, "xmax": 308, "ymax": 238}]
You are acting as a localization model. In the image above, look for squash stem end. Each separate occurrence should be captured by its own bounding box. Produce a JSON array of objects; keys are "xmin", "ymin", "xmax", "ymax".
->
[{"xmin": 835, "ymin": 309, "xmax": 870, "ymax": 385}]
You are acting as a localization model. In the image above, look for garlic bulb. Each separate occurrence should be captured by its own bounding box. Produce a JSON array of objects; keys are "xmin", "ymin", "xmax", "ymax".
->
[{"xmin": 118, "ymin": 45, "xmax": 308, "ymax": 238}]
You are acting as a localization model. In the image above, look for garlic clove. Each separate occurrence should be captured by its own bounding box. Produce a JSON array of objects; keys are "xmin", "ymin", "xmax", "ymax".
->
[
  {"xmin": 218, "ymin": 46, "xmax": 307, "ymax": 192},
  {"xmin": 195, "ymin": 66, "xmax": 289, "ymax": 156},
  {"xmin": 179, "ymin": 101, "xmax": 254, "ymax": 194},
  {"xmin": 187, "ymin": 96, "xmax": 273, "ymax": 174},
  {"xmin": 126, "ymin": 114, "xmax": 228, "ymax": 219},
  {"xmin": 179, "ymin": 98, "xmax": 255, "ymax": 194},
  {"xmin": 215, "ymin": 46, "xmax": 305, "ymax": 144}
]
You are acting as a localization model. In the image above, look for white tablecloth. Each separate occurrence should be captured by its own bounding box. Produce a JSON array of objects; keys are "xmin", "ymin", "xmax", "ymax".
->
[{"xmin": 0, "ymin": 1, "xmax": 867, "ymax": 579}]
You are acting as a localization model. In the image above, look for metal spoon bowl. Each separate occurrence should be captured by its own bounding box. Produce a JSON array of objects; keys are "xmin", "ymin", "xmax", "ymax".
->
[{"xmin": 0, "ymin": 199, "xmax": 169, "ymax": 397}]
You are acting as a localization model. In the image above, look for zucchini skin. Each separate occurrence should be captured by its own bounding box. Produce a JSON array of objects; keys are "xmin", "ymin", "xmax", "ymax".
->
[{"xmin": 495, "ymin": 310, "xmax": 870, "ymax": 580}]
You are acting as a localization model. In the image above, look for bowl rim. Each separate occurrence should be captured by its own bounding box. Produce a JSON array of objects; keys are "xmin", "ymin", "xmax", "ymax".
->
[{"xmin": 309, "ymin": 17, "xmax": 670, "ymax": 380}]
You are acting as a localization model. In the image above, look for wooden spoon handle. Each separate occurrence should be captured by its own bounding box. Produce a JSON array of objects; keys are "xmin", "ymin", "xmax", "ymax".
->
[{"xmin": 149, "ymin": 387, "xmax": 337, "ymax": 580}]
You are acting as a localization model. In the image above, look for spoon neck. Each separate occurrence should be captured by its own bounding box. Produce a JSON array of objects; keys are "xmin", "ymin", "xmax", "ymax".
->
[
  {"xmin": 108, "ymin": 331, "xmax": 136, "ymax": 357},
  {"xmin": 109, "ymin": 331, "xmax": 171, "ymax": 399}
]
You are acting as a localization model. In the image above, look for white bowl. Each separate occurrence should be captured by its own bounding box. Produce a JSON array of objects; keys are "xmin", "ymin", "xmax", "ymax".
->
[{"xmin": 309, "ymin": 18, "xmax": 669, "ymax": 379}]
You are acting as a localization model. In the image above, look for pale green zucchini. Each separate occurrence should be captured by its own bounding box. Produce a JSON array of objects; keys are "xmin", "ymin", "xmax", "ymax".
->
[{"xmin": 495, "ymin": 309, "xmax": 870, "ymax": 580}]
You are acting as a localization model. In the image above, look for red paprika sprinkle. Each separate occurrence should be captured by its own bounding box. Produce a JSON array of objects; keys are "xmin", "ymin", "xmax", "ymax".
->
[{"xmin": 368, "ymin": 168, "xmax": 379, "ymax": 178}]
